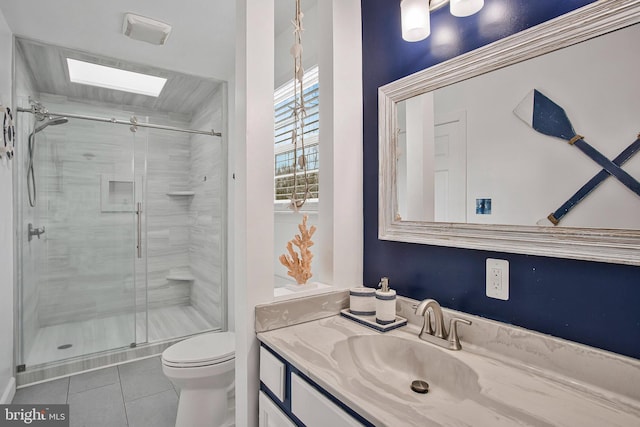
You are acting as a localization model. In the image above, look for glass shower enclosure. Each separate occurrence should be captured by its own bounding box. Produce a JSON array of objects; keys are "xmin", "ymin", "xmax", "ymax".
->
[
  {"xmin": 14, "ymin": 95, "xmax": 226, "ymax": 373},
  {"xmin": 16, "ymin": 108, "xmax": 141, "ymax": 368}
]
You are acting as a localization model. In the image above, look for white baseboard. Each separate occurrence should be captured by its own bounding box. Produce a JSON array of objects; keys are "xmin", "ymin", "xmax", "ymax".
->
[{"xmin": 0, "ymin": 376, "xmax": 16, "ymax": 404}]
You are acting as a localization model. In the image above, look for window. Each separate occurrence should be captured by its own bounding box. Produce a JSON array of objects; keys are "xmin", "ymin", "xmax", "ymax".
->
[{"xmin": 274, "ymin": 65, "xmax": 319, "ymax": 205}]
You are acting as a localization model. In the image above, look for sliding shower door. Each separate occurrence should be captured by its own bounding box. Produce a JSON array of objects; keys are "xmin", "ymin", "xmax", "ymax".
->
[{"xmin": 17, "ymin": 115, "xmax": 142, "ymax": 368}]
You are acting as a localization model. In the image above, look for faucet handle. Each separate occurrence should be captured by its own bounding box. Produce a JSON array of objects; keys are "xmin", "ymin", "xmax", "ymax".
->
[{"xmin": 447, "ymin": 317, "xmax": 472, "ymax": 350}]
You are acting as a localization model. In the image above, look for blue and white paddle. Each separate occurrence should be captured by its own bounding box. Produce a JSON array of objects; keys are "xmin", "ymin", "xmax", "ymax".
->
[
  {"xmin": 546, "ymin": 136, "xmax": 640, "ymax": 225},
  {"xmin": 514, "ymin": 89, "xmax": 640, "ymax": 225}
]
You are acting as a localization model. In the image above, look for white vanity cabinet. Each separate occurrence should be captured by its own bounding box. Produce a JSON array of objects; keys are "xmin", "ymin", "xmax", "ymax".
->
[
  {"xmin": 260, "ymin": 346, "xmax": 286, "ymax": 401},
  {"xmin": 258, "ymin": 345, "xmax": 369, "ymax": 427},
  {"xmin": 290, "ymin": 373, "xmax": 363, "ymax": 427},
  {"xmin": 259, "ymin": 391, "xmax": 296, "ymax": 427}
]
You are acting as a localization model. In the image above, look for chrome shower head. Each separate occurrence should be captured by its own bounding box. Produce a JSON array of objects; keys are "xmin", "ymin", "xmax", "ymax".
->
[{"xmin": 34, "ymin": 117, "xmax": 68, "ymax": 134}]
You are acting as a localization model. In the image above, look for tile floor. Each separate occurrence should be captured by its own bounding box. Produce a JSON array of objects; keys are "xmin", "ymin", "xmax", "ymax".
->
[{"xmin": 12, "ymin": 356, "xmax": 234, "ymax": 427}]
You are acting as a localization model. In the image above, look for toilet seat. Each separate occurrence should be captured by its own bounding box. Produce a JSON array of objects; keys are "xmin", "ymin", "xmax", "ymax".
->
[{"xmin": 162, "ymin": 332, "xmax": 235, "ymax": 368}]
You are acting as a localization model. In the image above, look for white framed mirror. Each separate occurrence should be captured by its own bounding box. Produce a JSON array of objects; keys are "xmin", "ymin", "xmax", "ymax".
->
[{"xmin": 379, "ymin": 0, "xmax": 640, "ymax": 265}]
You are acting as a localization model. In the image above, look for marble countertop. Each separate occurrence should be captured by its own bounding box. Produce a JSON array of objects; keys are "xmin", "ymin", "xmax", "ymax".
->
[{"xmin": 257, "ymin": 314, "xmax": 640, "ymax": 427}]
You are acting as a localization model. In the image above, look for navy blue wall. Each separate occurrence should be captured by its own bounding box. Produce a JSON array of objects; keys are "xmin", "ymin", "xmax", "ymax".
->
[{"xmin": 361, "ymin": 0, "xmax": 640, "ymax": 359}]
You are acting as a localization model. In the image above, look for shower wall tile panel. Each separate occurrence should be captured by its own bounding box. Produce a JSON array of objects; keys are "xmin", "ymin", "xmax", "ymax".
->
[
  {"xmin": 188, "ymin": 90, "xmax": 224, "ymax": 327},
  {"xmin": 144, "ymin": 127, "xmax": 192, "ymax": 312}
]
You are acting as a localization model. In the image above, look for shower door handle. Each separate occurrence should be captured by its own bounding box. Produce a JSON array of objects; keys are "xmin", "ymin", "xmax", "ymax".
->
[{"xmin": 136, "ymin": 202, "xmax": 142, "ymax": 259}]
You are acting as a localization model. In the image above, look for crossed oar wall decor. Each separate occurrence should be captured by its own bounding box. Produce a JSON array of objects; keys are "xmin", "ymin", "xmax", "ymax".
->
[{"xmin": 514, "ymin": 89, "xmax": 640, "ymax": 225}]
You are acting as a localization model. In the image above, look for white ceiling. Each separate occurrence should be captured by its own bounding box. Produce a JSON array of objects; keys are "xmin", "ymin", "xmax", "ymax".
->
[
  {"xmin": 0, "ymin": 0, "xmax": 236, "ymax": 81},
  {"xmin": 0, "ymin": 0, "xmax": 315, "ymax": 83}
]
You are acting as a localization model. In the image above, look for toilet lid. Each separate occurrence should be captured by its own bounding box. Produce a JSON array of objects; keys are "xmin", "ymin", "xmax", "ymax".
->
[{"xmin": 162, "ymin": 332, "xmax": 235, "ymax": 367}]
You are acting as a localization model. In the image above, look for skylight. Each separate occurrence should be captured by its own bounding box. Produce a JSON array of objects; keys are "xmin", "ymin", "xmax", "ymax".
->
[{"xmin": 66, "ymin": 58, "xmax": 167, "ymax": 97}]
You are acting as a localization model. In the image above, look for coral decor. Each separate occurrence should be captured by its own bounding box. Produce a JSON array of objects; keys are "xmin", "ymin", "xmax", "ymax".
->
[{"xmin": 279, "ymin": 215, "xmax": 316, "ymax": 284}]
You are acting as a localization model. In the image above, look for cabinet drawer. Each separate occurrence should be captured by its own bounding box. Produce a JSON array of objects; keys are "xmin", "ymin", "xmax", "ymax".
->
[
  {"xmin": 291, "ymin": 372, "xmax": 363, "ymax": 427},
  {"xmin": 260, "ymin": 346, "xmax": 286, "ymax": 401},
  {"xmin": 259, "ymin": 391, "xmax": 296, "ymax": 427}
]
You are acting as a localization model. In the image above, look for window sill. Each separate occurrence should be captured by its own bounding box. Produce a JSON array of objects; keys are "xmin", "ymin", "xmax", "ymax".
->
[
  {"xmin": 273, "ymin": 281, "xmax": 335, "ymax": 302},
  {"xmin": 274, "ymin": 200, "xmax": 318, "ymax": 214}
]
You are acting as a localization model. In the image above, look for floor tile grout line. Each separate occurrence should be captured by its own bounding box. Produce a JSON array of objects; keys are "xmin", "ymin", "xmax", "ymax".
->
[
  {"xmin": 66, "ymin": 381, "xmax": 123, "ymax": 401},
  {"xmin": 124, "ymin": 387, "xmax": 176, "ymax": 404},
  {"xmin": 117, "ymin": 364, "xmax": 130, "ymax": 427},
  {"xmin": 66, "ymin": 367, "xmax": 121, "ymax": 397}
]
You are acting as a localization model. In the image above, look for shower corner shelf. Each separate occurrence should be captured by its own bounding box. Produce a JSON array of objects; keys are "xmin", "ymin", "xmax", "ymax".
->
[
  {"xmin": 167, "ymin": 191, "xmax": 195, "ymax": 196},
  {"xmin": 166, "ymin": 267, "xmax": 195, "ymax": 281}
]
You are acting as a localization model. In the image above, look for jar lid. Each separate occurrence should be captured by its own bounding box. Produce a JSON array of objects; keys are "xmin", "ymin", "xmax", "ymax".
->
[{"xmin": 350, "ymin": 287, "xmax": 376, "ymax": 296}]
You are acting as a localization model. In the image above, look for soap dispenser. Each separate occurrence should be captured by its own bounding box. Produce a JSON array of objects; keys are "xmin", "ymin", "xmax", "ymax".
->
[{"xmin": 375, "ymin": 277, "xmax": 397, "ymax": 325}]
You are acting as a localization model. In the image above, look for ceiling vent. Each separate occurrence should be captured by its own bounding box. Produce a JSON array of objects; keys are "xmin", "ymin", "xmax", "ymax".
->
[{"xmin": 123, "ymin": 13, "xmax": 172, "ymax": 46}]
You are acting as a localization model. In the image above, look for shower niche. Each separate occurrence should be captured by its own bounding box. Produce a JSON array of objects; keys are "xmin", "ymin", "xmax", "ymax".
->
[
  {"xmin": 101, "ymin": 175, "xmax": 142, "ymax": 212},
  {"xmin": 13, "ymin": 37, "xmax": 228, "ymax": 378}
]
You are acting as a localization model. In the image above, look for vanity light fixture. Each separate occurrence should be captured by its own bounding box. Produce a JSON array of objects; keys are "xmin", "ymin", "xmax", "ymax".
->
[
  {"xmin": 67, "ymin": 58, "xmax": 167, "ymax": 97},
  {"xmin": 401, "ymin": 0, "xmax": 484, "ymax": 42},
  {"xmin": 401, "ymin": 0, "xmax": 432, "ymax": 42},
  {"xmin": 450, "ymin": 0, "xmax": 484, "ymax": 17}
]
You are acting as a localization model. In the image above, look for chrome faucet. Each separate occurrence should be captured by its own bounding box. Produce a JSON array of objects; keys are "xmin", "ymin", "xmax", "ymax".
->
[{"xmin": 414, "ymin": 299, "xmax": 471, "ymax": 351}]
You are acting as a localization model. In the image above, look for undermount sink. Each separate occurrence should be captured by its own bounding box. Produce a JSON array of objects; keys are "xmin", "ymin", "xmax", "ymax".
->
[{"xmin": 331, "ymin": 335, "xmax": 481, "ymax": 401}]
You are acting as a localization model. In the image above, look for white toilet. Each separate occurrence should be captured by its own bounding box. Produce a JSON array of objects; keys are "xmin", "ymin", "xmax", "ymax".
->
[{"xmin": 162, "ymin": 332, "xmax": 235, "ymax": 427}]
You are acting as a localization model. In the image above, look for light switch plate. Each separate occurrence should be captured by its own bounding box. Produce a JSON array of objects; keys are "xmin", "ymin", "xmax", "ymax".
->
[{"xmin": 486, "ymin": 258, "xmax": 509, "ymax": 300}]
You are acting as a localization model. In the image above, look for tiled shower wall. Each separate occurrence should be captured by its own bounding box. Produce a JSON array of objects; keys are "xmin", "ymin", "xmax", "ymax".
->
[
  {"xmin": 188, "ymin": 89, "xmax": 225, "ymax": 326},
  {"xmin": 144, "ymin": 125, "xmax": 192, "ymax": 313}
]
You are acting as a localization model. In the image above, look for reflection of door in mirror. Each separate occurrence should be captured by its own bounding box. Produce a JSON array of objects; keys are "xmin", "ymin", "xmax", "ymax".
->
[
  {"xmin": 434, "ymin": 112, "xmax": 466, "ymax": 222},
  {"xmin": 396, "ymin": 95, "xmax": 467, "ymax": 222},
  {"xmin": 397, "ymin": 95, "xmax": 434, "ymax": 221}
]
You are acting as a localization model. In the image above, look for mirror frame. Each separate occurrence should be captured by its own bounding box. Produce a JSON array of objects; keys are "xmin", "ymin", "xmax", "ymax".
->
[{"xmin": 379, "ymin": 0, "xmax": 640, "ymax": 266}]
